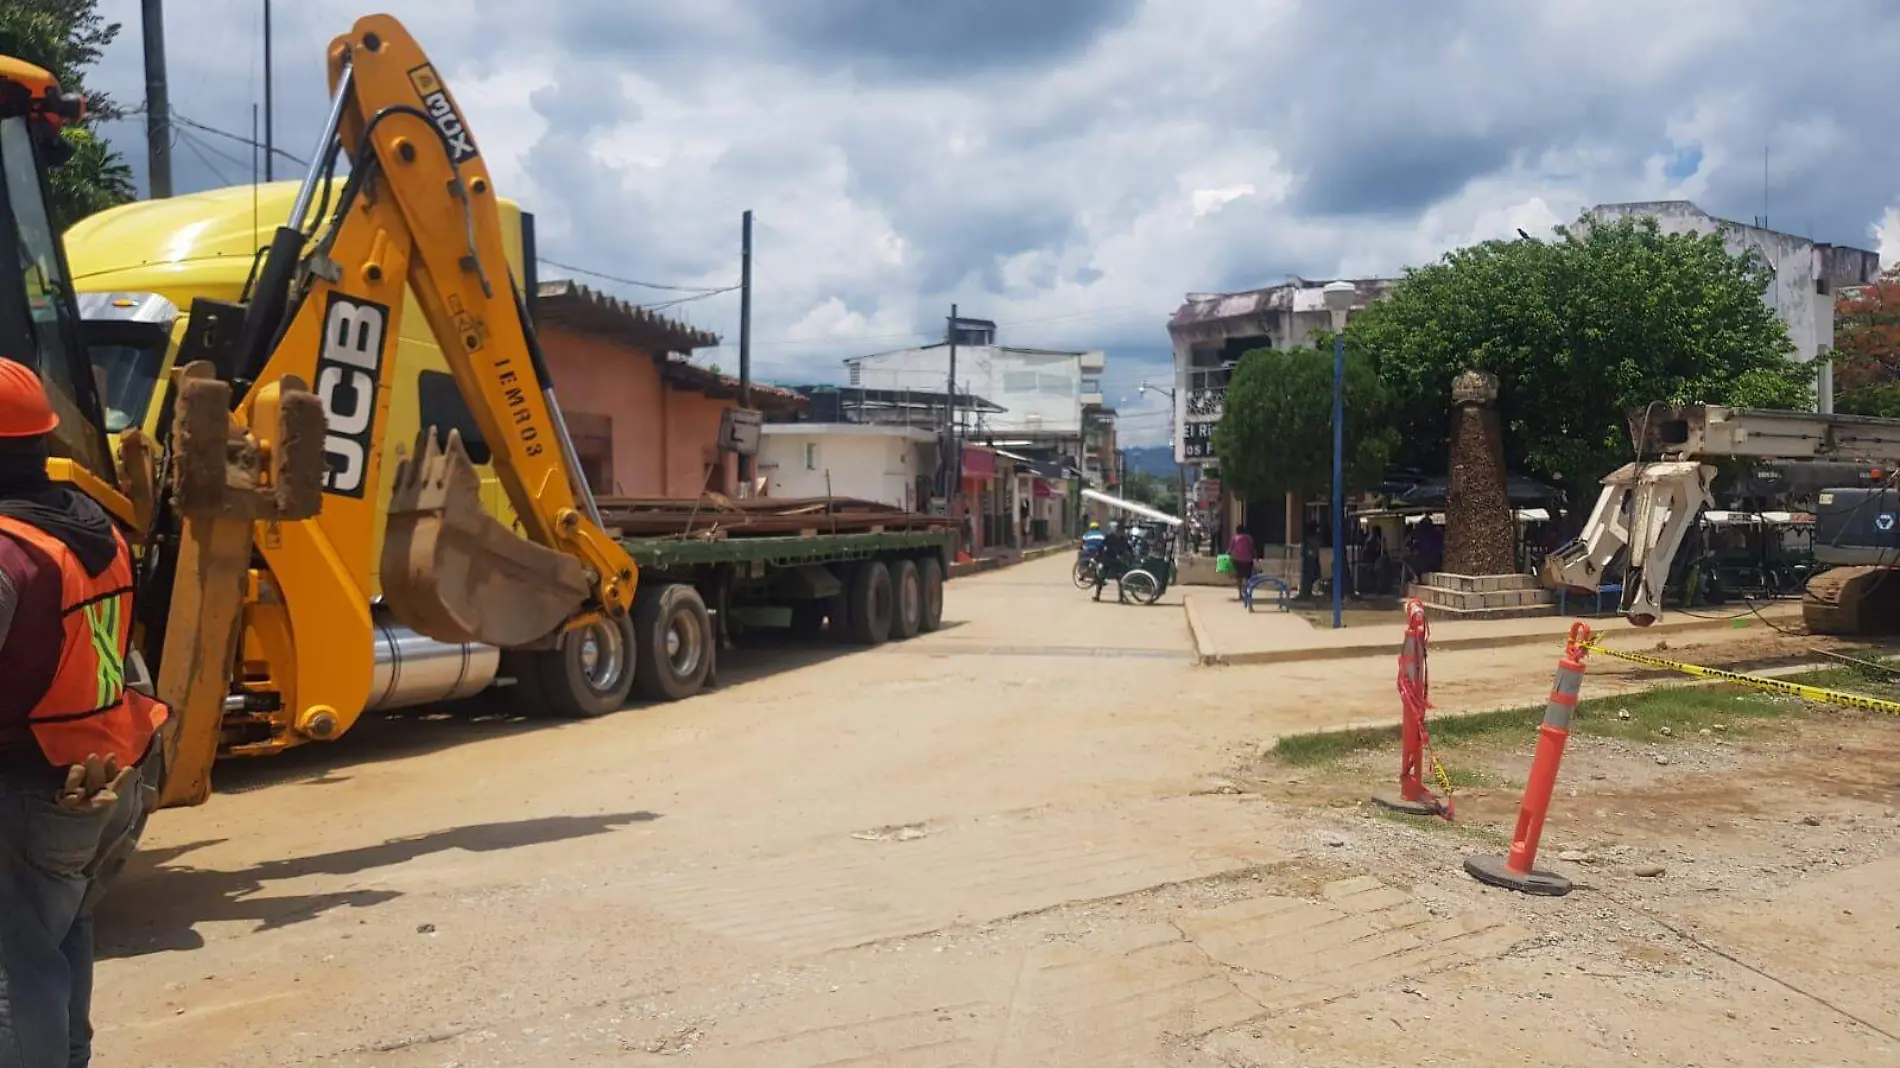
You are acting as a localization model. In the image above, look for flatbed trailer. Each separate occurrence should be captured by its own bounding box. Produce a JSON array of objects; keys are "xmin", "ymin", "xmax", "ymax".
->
[{"xmin": 563, "ymin": 502, "xmax": 956, "ymax": 702}]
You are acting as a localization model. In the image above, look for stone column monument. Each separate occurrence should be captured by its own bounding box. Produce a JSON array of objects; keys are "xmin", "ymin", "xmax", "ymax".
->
[
  {"xmin": 1407, "ymin": 370, "xmax": 1554, "ymax": 619},
  {"xmin": 1443, "ymin": 371, "xmax": 1516, "ymax": 575}
]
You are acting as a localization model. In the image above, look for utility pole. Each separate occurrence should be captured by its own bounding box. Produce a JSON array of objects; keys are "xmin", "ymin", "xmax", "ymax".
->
[
  {"xmin": 736, "ymin": 209, "xmax": 754, "ymax": 486},
  {"xmin": 140, "ymin": 0, "xmax": 172, "ymax": 198},
  {"xmin": 263, "ymin": 0, "xmax": 274, "ymax": 181},
  {"xmin": 946, "ymin": 304, "xmax": 960, "ymax": 530}
]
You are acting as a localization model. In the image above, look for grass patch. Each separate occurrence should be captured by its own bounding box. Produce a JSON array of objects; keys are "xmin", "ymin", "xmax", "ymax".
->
[
  {"xmin": 1261, "ymin": 668, "xmax": 1869, "ymax": 760},
  {"xmin": 1443, "ymin": 766, "xmax": 1495, "ymax": 788},
  {"xmin": 1269, "ymin": 661, "xmax": 1897, "ymax": 768}
]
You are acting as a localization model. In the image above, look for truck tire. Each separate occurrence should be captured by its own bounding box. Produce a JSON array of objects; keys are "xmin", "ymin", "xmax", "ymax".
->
[
  {"xmin": 509, "ymin": 612, "xmax": 638, "ymax": 718},
  {"xmin": 825, "ymin": 564, "xmax": 855, "ymax": 644},
  {"xmin": 633, "ymin": 583, "xmax": 714, "ymax": 701},
  {"xmin": 890, "ymin": 558, "xmax": 923, "ymax": 640},
  {"xmin": 918, "ymin": 556, "xmax": 945, "ymax": 633},
  {"xmin": 846, "ymin": 561, "xmax": 894, "ymax": 645}
]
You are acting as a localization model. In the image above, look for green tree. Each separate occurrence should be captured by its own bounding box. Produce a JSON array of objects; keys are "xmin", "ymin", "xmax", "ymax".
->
[
  {"xmin": 0, "ymin": 0, "xmax": 135, "ymax": 228},
  {"xmin": 1119, "ymin": 470, "xmax": 1180, "ymax": 514},
  {"xmin": 1351, "ymin": 212, "xmax": 1808, "ymax": 495},
  {"xmin": 1212, "ymin": 339, "xmax": 1397, "ymax": 505},
  {"xmin": 1833, "ymin": 265, "xmax": 1900, "ymax": 418}
]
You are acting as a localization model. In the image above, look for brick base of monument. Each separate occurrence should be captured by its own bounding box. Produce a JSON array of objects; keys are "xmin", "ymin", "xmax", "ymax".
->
[{"xmin": 1407, "ymin": 572, "xmax": 1556, "ymax": 621}]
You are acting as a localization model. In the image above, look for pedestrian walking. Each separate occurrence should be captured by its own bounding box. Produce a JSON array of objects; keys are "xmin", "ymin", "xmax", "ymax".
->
[{"xmin": 1228, "ymin": 524, "xmax": 1255, "ymax": 599}]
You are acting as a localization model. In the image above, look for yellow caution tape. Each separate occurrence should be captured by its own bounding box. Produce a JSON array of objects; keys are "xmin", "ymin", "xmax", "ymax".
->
[
  {"xmin": 1580, "ymin": 640, "xmax": 1900, "ymax": 717},
  {"xmin": 1430, "ymin": 756, "xmax": 1456, "ymax": 801}
]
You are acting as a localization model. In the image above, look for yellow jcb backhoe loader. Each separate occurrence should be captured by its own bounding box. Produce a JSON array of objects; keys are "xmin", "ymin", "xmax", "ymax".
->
[
  {"xmin": 0, "ymin": 54, "xmax": 329, "ymax": 821},
  {"xmin": 117, "ymin": 13, "xmax": 644, "ymax": 807}
]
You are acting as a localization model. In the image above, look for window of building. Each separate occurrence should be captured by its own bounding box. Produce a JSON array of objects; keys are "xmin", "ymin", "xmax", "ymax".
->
[{"xmin": 805, "ymin": 442, "xmax": 818, "ymax": 470}]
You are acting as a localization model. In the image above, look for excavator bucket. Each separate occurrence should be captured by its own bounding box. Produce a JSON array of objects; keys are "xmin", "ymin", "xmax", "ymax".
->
[{"xmin": 380, "ymin": 427, "xmax": 591, "ymax": 648}]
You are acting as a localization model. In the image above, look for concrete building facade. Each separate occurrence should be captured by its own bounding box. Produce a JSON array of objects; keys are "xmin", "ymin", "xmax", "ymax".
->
[
  {"xmin": 1587, "ymin": 201, "xmax": 1882, "ymax": 411},
  {"xmin": 756, "ymin": 424, "xmax": 937, "ymax": 509},
  {"xmin": 842, "ymin": 319, "xmax": 1114, "ymax": 549},
  {"xmin": 1165, "ymin": 278, "xmax": 1396, "ymax": 549},
  {"xmin": 535, "ymin": 279, "xmax": 804, "ymax": 498}
]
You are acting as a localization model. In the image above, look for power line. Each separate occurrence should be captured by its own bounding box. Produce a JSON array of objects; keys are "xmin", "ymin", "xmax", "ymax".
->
[
  {"xmin": 175, "ymin": 110, "xmax": 308, "ymax": 169},
  {"xmin": 638, "ymin": 286, "xmax": 741, "ymax": 312},
  {"xmin": 538, "ymin": 257, "xmax": 733, "ymax": 294},
  {"xmin": 178, "ymin": 124, "xmax": 251, "ymax": 176},
  {"xmin": 174, "ymin": 128, "xmax": 237, "ymax": 187},
  {"xmin": 114, "ymin": 105, "xmax": 309, "ymax": 170}
]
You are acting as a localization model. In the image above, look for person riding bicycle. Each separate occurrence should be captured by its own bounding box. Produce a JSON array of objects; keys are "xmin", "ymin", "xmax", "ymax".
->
[
  {"xmin": 1093, "ymin": 522, "xmax": 1134, "ymax": 602},
  {"xmin": 1080, "ymin": 520, "xmax": 1106, "ymax": 559}
]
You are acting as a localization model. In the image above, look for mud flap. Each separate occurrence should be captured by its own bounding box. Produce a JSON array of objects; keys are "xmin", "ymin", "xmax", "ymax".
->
[{"xmin": 380, "ymin": 427, "xmax": 591, "ymax": 648}]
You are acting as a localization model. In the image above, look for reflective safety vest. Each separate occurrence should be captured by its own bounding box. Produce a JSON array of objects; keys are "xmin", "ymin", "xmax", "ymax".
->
[{"xmin": 0, "ymin": 515, "xmax": 166, "ymax": 768}]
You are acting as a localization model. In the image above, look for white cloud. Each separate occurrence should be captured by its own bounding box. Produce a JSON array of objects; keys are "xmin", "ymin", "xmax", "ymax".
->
[
  {"xmin": 83, "ymin": 0, "xmax": 1900, "ymax": 403},
  {"xmin": 1875, "ymin": 208, "xmax": 1900, "ymax": 270}
]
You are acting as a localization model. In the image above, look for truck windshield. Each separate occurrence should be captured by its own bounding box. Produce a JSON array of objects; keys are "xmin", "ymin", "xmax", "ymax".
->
[
  {"xmin": 86, "ymin": 323, "xmax": 168, "ymax": 433},
  {"xmin": 0, "ymin": 116, "xmax": 111, "ymax": 474}
]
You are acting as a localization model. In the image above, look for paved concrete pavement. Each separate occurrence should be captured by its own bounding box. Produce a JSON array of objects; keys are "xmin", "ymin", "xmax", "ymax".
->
[{"xmin": 86, "ymin": 556, "xmax": 1880, "ymax": 1066}]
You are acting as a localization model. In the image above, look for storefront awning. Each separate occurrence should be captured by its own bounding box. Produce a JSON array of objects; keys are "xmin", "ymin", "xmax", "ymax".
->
[{"xmin": 961, "ymin": 444, "xmax": 997, "ymax": 480}]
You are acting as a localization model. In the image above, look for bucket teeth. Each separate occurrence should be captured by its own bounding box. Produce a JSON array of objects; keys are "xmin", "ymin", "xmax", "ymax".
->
[{"xmin": 381, "ymin": 426, "xmax": 591, "ymax": 647}]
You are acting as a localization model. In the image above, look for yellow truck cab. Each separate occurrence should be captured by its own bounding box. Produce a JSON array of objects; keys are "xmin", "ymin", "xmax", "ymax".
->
[{"xmin": 64, "ymin": 180, "xmax": 523, "ymax": 588}]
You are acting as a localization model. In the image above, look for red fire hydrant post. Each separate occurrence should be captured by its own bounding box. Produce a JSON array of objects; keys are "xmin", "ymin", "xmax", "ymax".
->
[
  {"xmin": 1372, "ymin": 599, "xmax": 1451, "ymax": 819},
  {"xmin": 1465, "ymin": 622, "xmax": 1593, "ymax": 897}
]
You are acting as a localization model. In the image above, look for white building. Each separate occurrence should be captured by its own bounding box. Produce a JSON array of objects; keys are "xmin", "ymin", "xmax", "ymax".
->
[
  {"xmin": 843, "ymin": 317, "xmax": 1112, "ymax": 484},
  {"xmin": 1165, "ymin": 278, "xmax": 1395, "ymax": 546},
  {"xmin": 756, "ymin": 424, "xmax": 937, "ymax": 510},
  {"xmin": 1587, "ymin": 201, "xmax": 1882, "ymax": 411}
]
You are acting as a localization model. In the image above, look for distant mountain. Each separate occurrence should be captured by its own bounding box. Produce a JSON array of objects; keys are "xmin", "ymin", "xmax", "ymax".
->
[{"xmin": 1120, "ymin": 445, "xmax": 1178, "ymax": 478}]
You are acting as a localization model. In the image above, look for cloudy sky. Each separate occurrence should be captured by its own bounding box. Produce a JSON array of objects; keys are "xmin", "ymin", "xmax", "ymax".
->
[{"xmin": 88, "ymin": 0, "xmax": 1900, "ymax": 446}]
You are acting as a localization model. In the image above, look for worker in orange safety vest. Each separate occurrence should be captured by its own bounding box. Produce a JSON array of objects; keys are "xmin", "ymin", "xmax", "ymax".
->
[{"xmin": 0, "ymin": 358, "xmax": 167, "ymax": 1068}]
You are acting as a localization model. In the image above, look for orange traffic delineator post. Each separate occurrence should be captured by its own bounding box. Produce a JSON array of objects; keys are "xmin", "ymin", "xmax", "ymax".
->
[
  {"xmin": 1465, "ymin": 622, "xmax": 1593, "ymax": 897},
  {"xmin": 1371, "ymin": 599, "xmax": 1452, "ymax": 820}
]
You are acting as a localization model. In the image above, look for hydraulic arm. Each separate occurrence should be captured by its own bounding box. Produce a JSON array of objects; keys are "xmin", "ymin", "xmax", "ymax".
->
[{"xmin": 218, "ymin": 13, "xmax": 637, "ymax": 718}]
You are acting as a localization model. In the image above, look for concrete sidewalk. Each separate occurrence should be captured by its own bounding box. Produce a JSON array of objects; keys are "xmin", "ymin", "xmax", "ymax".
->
[
  {"xmin": 1183, "ymin": 590, "xmax": 1803, "ymax": 665},
  {"xmin": 948, "ymin": 540, "xmax": 1076, "ymax": 579}
]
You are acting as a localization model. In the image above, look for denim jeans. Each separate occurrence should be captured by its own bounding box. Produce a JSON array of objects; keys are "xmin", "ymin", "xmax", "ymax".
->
[{"xmin": 0, "ymin": 761, "xmax": 148, "ymax": 1068}]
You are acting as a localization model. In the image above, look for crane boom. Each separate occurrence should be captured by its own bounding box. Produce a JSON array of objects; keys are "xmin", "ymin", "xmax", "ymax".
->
[{"xmin": 1549, "ymin": 404, "xmax": 1900, "ymax": 631}]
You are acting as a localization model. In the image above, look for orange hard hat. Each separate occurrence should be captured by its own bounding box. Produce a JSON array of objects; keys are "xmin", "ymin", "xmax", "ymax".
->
[{"xmin": 0, "ymin": 358, "xmax": 58, "ymax": 438}]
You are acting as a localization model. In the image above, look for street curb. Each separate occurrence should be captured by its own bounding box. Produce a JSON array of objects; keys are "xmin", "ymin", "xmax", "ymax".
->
[
  {"xmin": 1189, "ymin": 596, "xmax": 1797, "ymax": 667},
  {"xmin": 949, "ymin": 541, "xmax": 1077, "ymax": 580},
  {"xmin": 1182, "ymin": 594, "xmax": 1220, "ymax": 666}
]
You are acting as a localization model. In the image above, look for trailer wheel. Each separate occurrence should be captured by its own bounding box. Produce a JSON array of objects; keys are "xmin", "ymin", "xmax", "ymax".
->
[
  {"xmin": 917, "ymin": 556, "xmax": 945, "ymax": 633},
  {"xmin": 634, "ymin": 583, "xmax": 714, "ymax": 701},
  {"xmin": 846, "ymin": 561, "xmax": 894, "ymax": 645},
  {"xmin": 510, "ymin": 611, "xmax": 638, "ymax": 718},
  {"xmin": 825, "ymin": 564, "xmax": 855, "ymax": 643},
  {"xmin": 891, "ymin": 559, "xmax": 923, "ymax": 640}
]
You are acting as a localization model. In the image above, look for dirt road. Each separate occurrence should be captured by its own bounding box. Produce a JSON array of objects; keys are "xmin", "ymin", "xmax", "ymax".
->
[{"xmin": 94, "ymin": 557, "xmax": 1895, "ymax": 1066}]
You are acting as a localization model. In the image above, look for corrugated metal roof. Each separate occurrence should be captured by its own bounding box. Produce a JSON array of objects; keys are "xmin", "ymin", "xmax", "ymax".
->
[
  {"xmin": 536, "ymin": 278, "xmax": 721, "ymax": 353},
  {"xmin": 1167, "ymin": 277, "xmax": 1399, "ymax": 333},
  {"xmin": 536, "ymin": 279, "xmax": 802, "ymax": 412}
]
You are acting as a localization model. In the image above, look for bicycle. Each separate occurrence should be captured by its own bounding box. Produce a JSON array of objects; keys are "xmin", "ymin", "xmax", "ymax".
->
[{"xmin": 1072, "ymin": 556, "xmax": 1101, "ymax": 589}]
